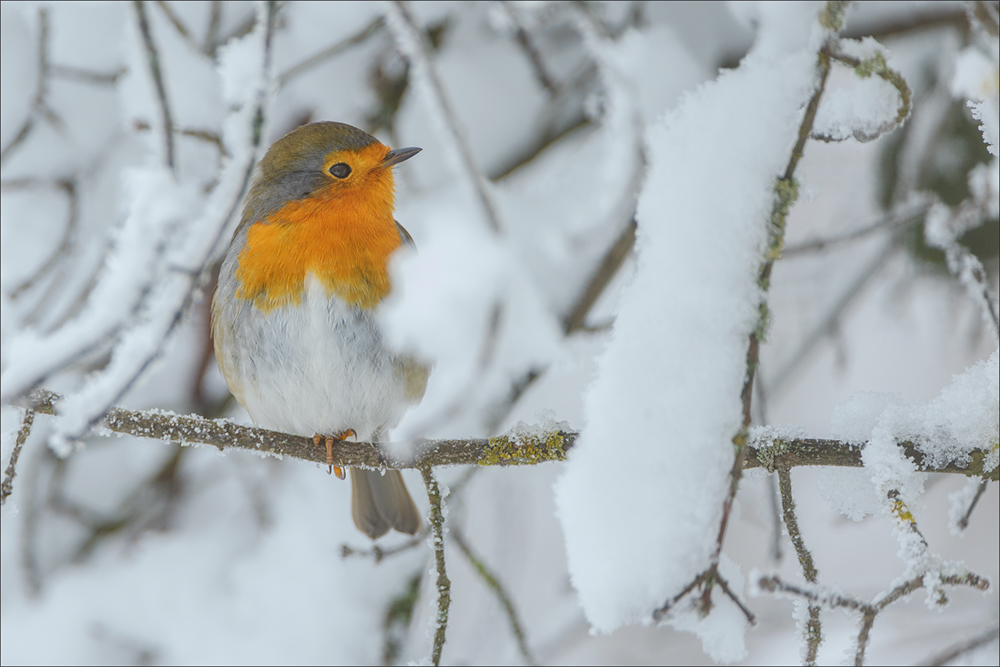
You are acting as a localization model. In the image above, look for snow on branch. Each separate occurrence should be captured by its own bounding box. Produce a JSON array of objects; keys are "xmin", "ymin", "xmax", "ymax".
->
[
  {"xmin": 14, "ymin": 389, "xmax": 996, "ymax": 480},
  {"xmin": 0, "ymin": 2, "xmax": 279, "ymax": 450}
]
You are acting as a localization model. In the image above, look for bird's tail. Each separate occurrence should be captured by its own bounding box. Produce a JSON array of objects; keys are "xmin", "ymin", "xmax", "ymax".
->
[{"xmin": 350, "ymin": 468, "xmax": 423, "ymax": 539}]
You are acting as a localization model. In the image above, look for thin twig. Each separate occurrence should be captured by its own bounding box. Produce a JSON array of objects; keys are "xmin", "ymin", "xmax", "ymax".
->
[
  {"xmin": 921, "ymin": 624, "xmax": 1000, "ymax": 666},
  {"xmin": 955, "ymin": 479, "xmax": 990, "ymax": 531},
  {"xmin": 203, "ymin": 1, "xmax": 222, "ymax": 54},
  {"xmin": 5, "ymin": 178, "xmax": 79, "ymax": 300},
  {"xmin": 49, "ymin": 64, "xmax": 125, "ymax": 85},
  {"xmin": 769, "ymin": 236, "xmax": 900, "ymax": 395},
  {"xmin": 759, "ymin": 573, "xmax": 990, "ymax": 666},
  {"xmin": 1, "ymin": 410, "xmax": 35, "ymax": 506},
  {"xmin": 341, "ymin": 526, "xmax": 429, "ymax": 563},
  {"xmin": 563, "ymin": 217, "xmax": 636, "ymax": 334},
  {"xmin": 134, "ymin": 1, "xmax": 176, "ymax": 174},
  {"xmin": 778, "ymin": 468, "xmax": 822, "ymax": 664},
  {"xmin": 452, "ymin": 527, "xmax": 537, "ymax": 665},
  {"xmin": 782, "ymin": 197, "xmax": 931, "ymax": 256},
  {"xmin": 385, "ymin": 1, "xmax": 504, "ymax": 235},
  {"xmin": 1, "ymin": 8, "xmax": 57, "ymax": 165},
  {"xmin": 278, "ymin": 16, "xmax": 383, "ymax": 87},
  {"xmin": 814, "ymin": 47, "xmax": 912, "ymax": 143},
  {"xmin": 420, "ymin": 466, "xmax": 451, "ymax": 666},
  {"xmin": 154, "ymin": 0, "xmax": 193, "ymax": 42},
  {"xmin": 500, "ymin": 1, "xmax": 559, "ymax": 95}
]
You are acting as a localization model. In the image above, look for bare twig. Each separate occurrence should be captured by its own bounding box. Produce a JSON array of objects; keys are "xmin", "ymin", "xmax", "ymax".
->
[
  {"xmin": 563, "ymin": 217, "xmax": 636, "ymax": 334},
  {"xmin": 382, "ymin": 571, "xmax": 424, "ymax": 665},
  {"xmin": 203, "ymin": 1, "xmax": 222, "ymax": 54},
  {"xmin": 452, "ymin": 527, "xmax": 536, "ymax": 665},
  {"xmin": 154, "ymin": 1, "xmax": 194, "ymax": 43},
  {"xmin": 782, "ymin": 196, "xmax": 931, "ymax": 256},
  {"xmin": 1, "ymin": 8, "xmax": 59, "ymax": 165},
  {"xmin": 420, "ymin": 466, "xmax": 451, "ymax": 666},
  {"xmin": 134, "ymin": 1, "xmax": 176, "ymax": 174},
  {"xmin": 777, "ymin": 467, "xmax": 823, "ymax": 664},
  {"xmin": 954, "ymin": 479, "xmax": 990, "ymax": 531},
  {"xmin": 969, "ymin": 1, "xmax": 1000, "ymax": 37},
  {"xmin": 278, "ymin": 16, "xmax": 383, "ymax": 87},
  {"xmin": 921, "ymin": 624, "xmax": 1000, "ymax": 666},
  {"xmin": 50, "ymin": 64, "xmax": 125, "ymax": 85},
  {"xmin": 132, "ymin": 121, "xmax": 230, "ymax": 158},
  {"xmin": 341, "ymin": 526, "xmax": 429, "ymax": 563},
  {"xmin": 758, "ymin": 572, "xmax": 991, "ymax": 666},
  {"xmin": 5, "ymin": 178, "xmax": 79, "ymax": 300},
  {"xmin": 769, "ymin": 236, "xmax": 900, "ymax": 394},
  {"xmin": 500, "ymin": 1, "xmax": 559, "ymax": 96},
  {"xmin": 385, "ymin": 1, "xmax": 504, "ymax": 235},
  {"xmin": 1, "ymin": 409, "xmax": 35, "ymax": 505},
  {"xmin": 653, "ymin": 567, "xmax": 757, "ymax": 625}
]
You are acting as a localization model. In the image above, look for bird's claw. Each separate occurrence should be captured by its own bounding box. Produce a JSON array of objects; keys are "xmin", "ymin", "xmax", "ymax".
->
[{"xmin": 313, "ymin": 430, "xmax": 357, "ymax": 479}]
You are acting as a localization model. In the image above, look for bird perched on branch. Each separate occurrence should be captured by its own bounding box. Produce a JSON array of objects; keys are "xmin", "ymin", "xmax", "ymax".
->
[{"xmin": 212, "ymin": 121, "xmax": 427, "ymax": 539}]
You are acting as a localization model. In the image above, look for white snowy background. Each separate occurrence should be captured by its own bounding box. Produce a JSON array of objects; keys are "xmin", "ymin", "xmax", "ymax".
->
[{"xmin": 1, "ymin": 1, "xmax": 997, "ymax": 665}]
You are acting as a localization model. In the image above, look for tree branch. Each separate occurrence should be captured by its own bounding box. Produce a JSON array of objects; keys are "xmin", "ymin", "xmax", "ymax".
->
[
  {"xmin": 1, "ymin": 8, "xmax": 59, "ymax": 165},
  {"xmin": 421, "ymin": 466, "xmax": 451, "ymax": 666},
  {"xmin": 777, "ymin": 468, "xmax": 822, "ymax": 664},
  {"xmin": 18, "ymin": 389, "xmax": 997, "ymax": 480},
  {"xmin": 452, "ymin": 527, "xmax": 536, "ymax": 665},
  {"xmin": 758, "ymin": 572, "xmax": 991, "ymax": 666},
  {"xmin": 1, "ymin": 409, "xmax": 35, "ymax": 506},
  {"xmin": 385, "ymin": 1, "xmax": 504, "ymax": 236},
  {"xmin": 134, "ymin": 1, "xmax": 176, "ymax": 174}
]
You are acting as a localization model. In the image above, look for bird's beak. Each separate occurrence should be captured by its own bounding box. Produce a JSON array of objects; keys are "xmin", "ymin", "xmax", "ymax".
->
[{"xmin": 382, "ymin": 146, "xmax": 422, "ymax": 167}]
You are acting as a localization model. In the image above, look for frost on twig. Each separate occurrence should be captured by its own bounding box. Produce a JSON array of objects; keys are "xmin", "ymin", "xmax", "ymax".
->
[
  {"xmin": 1, "ymin": 409, "xmax": 35, "ymax": 506},
  {"xmin": 758, "ymin": 571, "xmax": 990, "ymax": 667},
  {"xmin": 16, "ymin": 388, "xmax": 996, "ymax": 479},
  {"xmin": 0, "ymin": 2, "xmax": 280, "ymax": 451},
  {"xmin": 948, "ymin": 478, "xmax": 990, "ymax": 533},
  {"xmin": 924, "ymin": 200, "xmax": 1000, "ymax": 339},
  {"xmin": 420, "ymin": 466, "xmax": 451, "ymax": 667}
]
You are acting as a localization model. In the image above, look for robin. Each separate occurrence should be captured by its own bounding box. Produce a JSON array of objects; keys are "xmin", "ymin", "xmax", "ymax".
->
[{"xmin": 211, "ymin": 121, "xmax": 428, "ymax": 539}]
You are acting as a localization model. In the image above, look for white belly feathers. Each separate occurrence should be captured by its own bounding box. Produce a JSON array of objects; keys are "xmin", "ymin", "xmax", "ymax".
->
[{"xmin": 230, "ymin": 274, "xmax": 410, "ymax": 441}]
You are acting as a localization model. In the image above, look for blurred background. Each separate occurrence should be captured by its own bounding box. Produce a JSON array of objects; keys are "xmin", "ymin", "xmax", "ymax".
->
[{"xmin": 1, "ymin": 1, "xmax": 997, "ymax": 664}]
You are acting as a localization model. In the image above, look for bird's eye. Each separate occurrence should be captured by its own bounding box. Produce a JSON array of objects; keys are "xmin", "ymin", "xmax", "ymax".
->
[{"xmin": 329, "ymin": 163, "xmax": 351, "ymax": 179}]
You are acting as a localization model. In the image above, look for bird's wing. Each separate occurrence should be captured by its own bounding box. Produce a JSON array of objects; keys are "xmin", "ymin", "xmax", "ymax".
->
[{"xmin": 395, "ymin": 220, "xmax": 416, "ymax": 250}]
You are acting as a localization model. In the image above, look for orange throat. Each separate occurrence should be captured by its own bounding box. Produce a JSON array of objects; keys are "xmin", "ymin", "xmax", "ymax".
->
[{"xmin": 234, "ymin": 186, "xmax": 402, "ymax": 312}]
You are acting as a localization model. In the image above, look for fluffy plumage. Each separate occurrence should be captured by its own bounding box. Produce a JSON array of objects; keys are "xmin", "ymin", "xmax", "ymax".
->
[{"xmin": 212, "ymin": 122, "xmax": 427, "ymax": 539}]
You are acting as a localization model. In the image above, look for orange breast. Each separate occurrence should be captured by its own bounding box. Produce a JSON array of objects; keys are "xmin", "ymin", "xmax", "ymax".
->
[{"xmin": 234, "ymin": 180, "xmax": 402, "ymax": 312}]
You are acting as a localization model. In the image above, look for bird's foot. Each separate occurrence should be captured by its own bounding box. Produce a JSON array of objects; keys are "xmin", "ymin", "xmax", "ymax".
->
[{"xmin": 313, "ymin": 430, "xmax": 357, "ymax": 479}]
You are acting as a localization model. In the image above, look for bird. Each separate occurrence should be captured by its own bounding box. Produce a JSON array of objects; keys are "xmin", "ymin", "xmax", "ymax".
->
[{"xmin": 211, "ymin": 121, "xmax": 428, "ymax": 539}]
